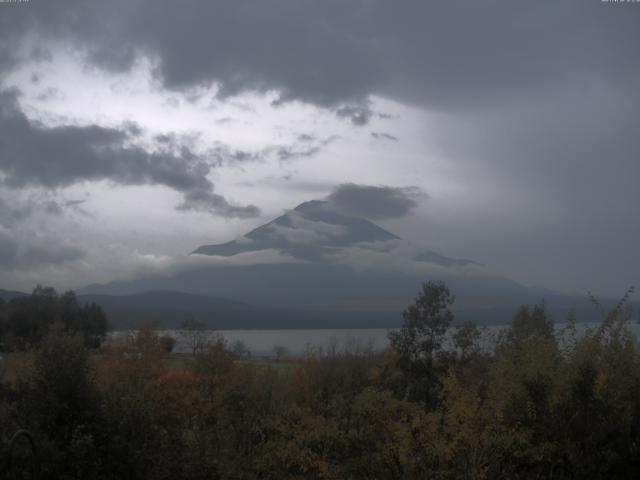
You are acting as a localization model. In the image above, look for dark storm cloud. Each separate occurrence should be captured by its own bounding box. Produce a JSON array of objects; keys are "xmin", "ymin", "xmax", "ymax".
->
[
  {"xmin": 0, "ymin": 89, "xmax": 259, "ymax": 218},
  {"xmin": 327, "ymin": 184, "xmax": 425, "ymax": 220},
  {"xmin": 2, "ymin": 1, "xmax": 638, "ymax": 110}
]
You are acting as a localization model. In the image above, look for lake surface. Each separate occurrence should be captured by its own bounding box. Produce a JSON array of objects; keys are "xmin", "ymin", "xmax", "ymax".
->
[{"xmin": 112, "ymin": 321, "xmax": 640, "ymax": 358}]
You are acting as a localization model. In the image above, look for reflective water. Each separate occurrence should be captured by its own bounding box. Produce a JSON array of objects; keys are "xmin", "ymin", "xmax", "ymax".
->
[{"xmin": 111, "ymin": 320, "xmax": 640, "ymax": 358}]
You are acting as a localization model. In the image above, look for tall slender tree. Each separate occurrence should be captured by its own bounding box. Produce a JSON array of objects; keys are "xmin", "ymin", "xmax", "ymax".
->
[{"xmin": 389, "ymin": 280, "xmax": 455, "ymax": 405}]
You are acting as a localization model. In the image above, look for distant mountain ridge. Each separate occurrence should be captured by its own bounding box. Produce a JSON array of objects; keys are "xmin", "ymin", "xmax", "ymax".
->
[
  {"xmin": 0, "ymin": 289, "xmax": 28, "ymax": 301},
  {"xmin": 3, "ymin": 287, "xmax": 625, "ymax": 330},
  {"xmin": 78, "ymin": 290, "xmax": 626, "ymax": 330},
  {"xmin": 78, "ymin": 290, "xmax": 400, "ymax": 330}
]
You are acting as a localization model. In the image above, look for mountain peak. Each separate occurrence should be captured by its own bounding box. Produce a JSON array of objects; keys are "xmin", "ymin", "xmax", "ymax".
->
[
  {"xmin": 293, "ymin": 199, "xmax": 328, "ymax": 212},
  {"xmin": 192, "ymin": 198, "xmax": 473, "ymax": 269},
  {"xmin": 192, "ymin": 199, "xmax": 398, "ymax": 260}
]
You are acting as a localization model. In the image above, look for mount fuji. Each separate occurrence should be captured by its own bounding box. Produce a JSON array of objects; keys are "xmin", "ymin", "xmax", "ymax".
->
[
  {"xmin": 193, "ymin": 200, "xmax": 474, "ymax": 267},
  {"xmin": 79, "ymin": 200, "xmax": 603, "ymax": 328}
]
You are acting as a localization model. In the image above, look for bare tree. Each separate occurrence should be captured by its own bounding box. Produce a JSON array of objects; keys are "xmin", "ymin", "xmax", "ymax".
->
[
  {"xmin": 272, "ymin": 345, "xmax": 289, "ymax": 361},
  {"xmin": 179, "ymin": 318, "xmax": 209, "ymax": 356},
  {"xmin": 231, "ymin": 339, "xmax": 250, "ymax": 358}
]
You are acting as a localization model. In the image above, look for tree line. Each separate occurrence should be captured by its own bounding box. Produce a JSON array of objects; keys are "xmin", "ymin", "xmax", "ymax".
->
[
  {"xmin": 0, "ymin": 286, "xmax": 108, "ymax": 351},
  {"xmin": 0, "ymin": 281, "xmax": 638, "ymax": 479}
]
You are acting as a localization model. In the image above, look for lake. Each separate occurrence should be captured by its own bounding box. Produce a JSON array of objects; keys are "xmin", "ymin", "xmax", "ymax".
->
[{"xmin": 111, "ymin": 320, "xmax": 640, "ymax": 358}]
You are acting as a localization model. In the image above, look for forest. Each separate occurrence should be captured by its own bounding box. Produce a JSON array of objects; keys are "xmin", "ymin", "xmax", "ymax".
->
[{"xmin": 0, "ymin": 282, "xmax": 639, "ymax": 479}]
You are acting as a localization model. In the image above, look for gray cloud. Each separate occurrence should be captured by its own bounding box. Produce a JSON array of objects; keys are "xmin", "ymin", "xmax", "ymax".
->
[
  {"xmin": 0, "ymin": 198, "xmax": 36, "ymax": 227},
  {"xmin": 0, "ymin": 1, "xmax": 638, "ymax": 295},
  {"xmin": 371, "ymin": 132, "xmax": 398, "ymax": 142},
  {"xmin": 64, "ymin": 199, "xmax": 88, "ymax": 208},
  {"xmin": 177, "ymin": 188, "xmax": 259, "ymax": 218},
  {"xmin": 210, "ymin": 135, "xmax": 338, "ymax": 166},
  {"xmin": 297, "ymin": 134, "xmax": 314, "ymax": 142},
  {"xmin": 336, "ymin": 105, "xmax": 374, "ymax": 126},
  {"xmin": 273, "ymin": 135, "xmax": 339, "ymax": 162},
  {"xmin": 327, "ymin": 184, "xmax": 425, "ymax": 220},
  {"xmin": 3, "ymin": 2, "xmax": 637, "ymax": 111},
  {"xmin": 414, "ymin": 86, "xmax": 640, "ymax": 296},
  {"xmin": 0, "ymin": 89, "xmax": 259, "ymax": 218},
  {"xmin": 35, "ymin": 87, "xmax": 65, "ymax": 102},
  {"xmin": 214, "ymin": 117, "xmax": 234, "ymax": 125},
  {"xmin": 0, "ymin": 195, "xmax": 68, "ymax": 227},
  {"xmin": 0, "ymin": 226, "xmax": 84, "ymax": 268},
  {"xmin": 211, "ymin": 147, "xmax": 259, "ymax": 166},
  {"xmin": 29, "ymin": 47, "xmax": 53, "ymax": 63}
]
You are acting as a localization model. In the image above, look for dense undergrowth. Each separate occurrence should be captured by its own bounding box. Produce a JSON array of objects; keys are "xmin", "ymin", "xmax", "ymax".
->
[{"xmin": 0, "ymin": 282, "xmax": 639, "ymax": 479}]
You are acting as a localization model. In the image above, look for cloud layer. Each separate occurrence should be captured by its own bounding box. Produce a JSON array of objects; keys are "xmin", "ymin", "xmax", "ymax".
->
[
  {"xmin": 0, "ymin": 89, "xmax": 259, "ymax": 218},
  {"xmin": 3, "ymin": 1, "xmax": 638, "ymax": 112},
  {"xmin": 0, "ymin": 1, "xmax": 637, "ymax": 296},
  {"xmin": 327, "ymin": 184, "xmax": 424, "ymax": 220}
]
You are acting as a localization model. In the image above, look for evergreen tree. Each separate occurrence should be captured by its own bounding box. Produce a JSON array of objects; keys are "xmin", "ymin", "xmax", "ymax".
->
[{"xmin": 389, "ymin": 280, "xmax": 455, "ymax": 405}]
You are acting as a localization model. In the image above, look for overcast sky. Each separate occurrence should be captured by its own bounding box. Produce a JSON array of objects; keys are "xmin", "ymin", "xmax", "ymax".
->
[{"xmin": 0, "ymin": 0, "xmax": 638, "ymax": 297}]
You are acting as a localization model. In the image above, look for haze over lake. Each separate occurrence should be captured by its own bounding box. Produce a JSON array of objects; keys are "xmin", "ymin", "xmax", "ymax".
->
[{"xmin": 111, "ymin": 321, "xmax": 640, "ymax": 357}]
